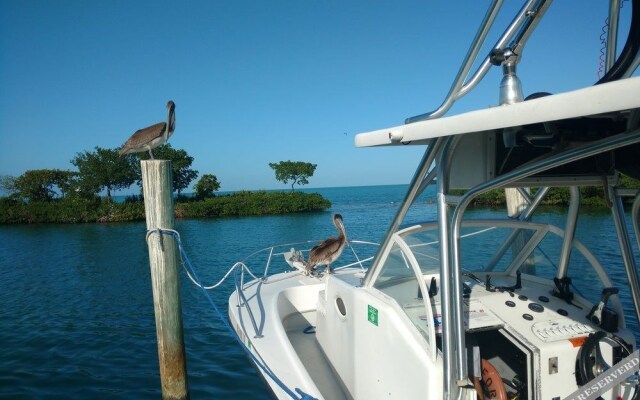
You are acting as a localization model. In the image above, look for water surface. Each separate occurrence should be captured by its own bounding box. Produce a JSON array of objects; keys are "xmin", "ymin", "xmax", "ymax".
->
[{"xmin": 1, "ymin": 185, "xmax": 638, "ymax": 399}]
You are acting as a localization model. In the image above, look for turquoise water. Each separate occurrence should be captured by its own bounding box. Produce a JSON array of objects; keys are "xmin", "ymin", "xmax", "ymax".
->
[{"xmin": 1, "ymin": 184, "xmax": 638, "ymax": 399}]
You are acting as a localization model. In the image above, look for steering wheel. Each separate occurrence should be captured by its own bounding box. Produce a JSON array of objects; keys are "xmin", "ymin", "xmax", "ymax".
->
[{"xmin": 576, "ymin": 331, "xmax": 639, "ymax": 400}]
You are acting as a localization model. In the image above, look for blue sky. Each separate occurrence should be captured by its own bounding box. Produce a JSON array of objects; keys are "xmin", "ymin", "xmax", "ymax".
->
[{"xmin": 0, "ymin": 1, "xmax": 636, "ymax": 193}]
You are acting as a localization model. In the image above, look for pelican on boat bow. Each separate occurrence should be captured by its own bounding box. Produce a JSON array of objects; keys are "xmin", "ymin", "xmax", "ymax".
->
[{"xmin": 229, "ymin": 2, "xmax": 640, "ymax": 399}]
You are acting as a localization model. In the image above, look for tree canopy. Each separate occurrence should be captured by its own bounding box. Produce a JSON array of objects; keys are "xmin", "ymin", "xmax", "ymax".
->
[
  {"xmin": 52, "ymin": 170, "xmax": 78, "ymax": 198},
  {"xmin": 134, "ymin": 144, "xmax": 198, "ymax": 195},
  {"xmin": 4, "ymin": 144, "xmax": 203, "ymax": 202},
  {"xmin": 71, "ymin": 146, "xmax": 137, "ymax": 199},
  {"xmin": 13, "ymin": 169, "xmax": 77, "ymax": 201},
  {"xmin": 0, "ymin": 175, "xmax": 18, "ymax": 199},
  {"xmin": 268, "ymin": 160, "xmax": 317, "ymax": 192},
  {"xmin": 194, "ymin": 174, "xmax": 221, "ymax": 199}
]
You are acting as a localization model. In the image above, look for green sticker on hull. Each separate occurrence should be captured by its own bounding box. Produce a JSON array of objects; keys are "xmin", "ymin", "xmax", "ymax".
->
[{"xmin": 368, "ymin": 305, "xmax": 378, "ymax": 326}]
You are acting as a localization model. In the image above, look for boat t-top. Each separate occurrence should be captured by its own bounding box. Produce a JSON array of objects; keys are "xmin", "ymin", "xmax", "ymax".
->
[{"xmin": 229, "ymin": 1, "xmax": 640, "ymax": 399}]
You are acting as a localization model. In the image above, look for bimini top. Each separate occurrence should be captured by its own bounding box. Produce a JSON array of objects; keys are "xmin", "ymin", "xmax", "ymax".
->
[{"xmin": 354, "ymin": 76, "xmax": 640, "ymax": 148}]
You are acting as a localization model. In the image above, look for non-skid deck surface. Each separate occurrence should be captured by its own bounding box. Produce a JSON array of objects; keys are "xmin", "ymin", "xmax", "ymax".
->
[{"xmin": 285, "ymin": 312, "xmax": 350, "ymax": 400}]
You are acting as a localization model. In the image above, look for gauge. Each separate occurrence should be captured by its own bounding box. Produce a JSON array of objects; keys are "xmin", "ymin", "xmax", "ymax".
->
[{"xmin": 528, "ymin": 303, "xmax": 544, "ymax": 313}]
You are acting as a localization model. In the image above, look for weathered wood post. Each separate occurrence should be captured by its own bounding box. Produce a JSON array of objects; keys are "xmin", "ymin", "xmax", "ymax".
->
[
  {"xmin": 506, "ymin": 187, "xmax": 535, "ymax": 274},
  {"xmin": 141, "ymin": 160, "xmax": 189, "ymax": 400},
  {"xmin": 505, "ymin": 188, "xmax": 528, "ymax": 218}
]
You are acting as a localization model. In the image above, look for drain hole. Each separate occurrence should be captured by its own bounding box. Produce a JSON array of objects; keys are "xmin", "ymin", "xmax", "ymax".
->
[{"xmin": 336, "ymin": 297, "xmax": 347, "ymax": 317}]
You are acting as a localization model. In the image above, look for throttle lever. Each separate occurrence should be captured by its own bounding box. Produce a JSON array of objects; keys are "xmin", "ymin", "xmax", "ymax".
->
[{"xmin": 587, "ymin": 287, "xmax": 619, "ymax": 326}]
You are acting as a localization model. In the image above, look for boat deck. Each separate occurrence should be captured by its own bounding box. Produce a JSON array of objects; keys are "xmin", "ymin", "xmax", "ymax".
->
[{"xmin": 284, "ymin": 311, "xmax": 350, "ymax": 400}]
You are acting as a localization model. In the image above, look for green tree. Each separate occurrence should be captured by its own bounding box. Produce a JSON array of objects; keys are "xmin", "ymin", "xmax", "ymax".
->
[
  {"xmin": 0, "ymin": 175, "xmax": 18, "ymax": 199},
  {"xmin": 14, "ymin": 170, "xmax": 53, "ymax": 201},
  {"xmin": 268, "ymin": 160, "xmax": 317, "ymax": 192},
  {"xmin": 620, "ymin": 174, "xmax": 640, "ymax": 189},
  {"xmin": 194, "ymin": 174, "xmax": 221, "ymax": 199},
  {"xmin": 135, "ymin": 144, "xmax": 198, "ymax": 195},
  {"xmin": 52, "ymin": 170, "xmax": 78, "ymax": 198},
  {"xmin": 72, "ymin": 147, "xmax": 137, "ymax": 199},
  {"xmin": 14, "ymin": 169, "xmax": 73, "ymax": 201}
]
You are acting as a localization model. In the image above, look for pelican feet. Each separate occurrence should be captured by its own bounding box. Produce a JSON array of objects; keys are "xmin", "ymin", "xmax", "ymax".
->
[{"xmin": 307, "ymin": 265, "xmax": 333, "ymax": 278}]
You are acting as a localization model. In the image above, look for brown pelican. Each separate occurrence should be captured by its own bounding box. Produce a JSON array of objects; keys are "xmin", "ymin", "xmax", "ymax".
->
[
  {"xmin": 119, "ymin": 100, "xmax": 175, "ymax": 159},
  {"xmin": 306, "ymin": 214, "xmax": 347, "ymax": 275}
]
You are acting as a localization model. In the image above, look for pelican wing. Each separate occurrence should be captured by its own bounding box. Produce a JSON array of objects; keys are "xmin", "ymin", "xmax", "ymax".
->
[
  {"xmin": 307, "ymin": 236, "xmax": 346, "ymax": 268},
  {"xmin": 120, "ymin": 122, "xmax": 166, "ymax": 153}
]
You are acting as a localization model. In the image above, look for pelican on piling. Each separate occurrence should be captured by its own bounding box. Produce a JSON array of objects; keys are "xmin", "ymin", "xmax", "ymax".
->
[
  {"xmin": 119, "ymin": 100, "xmax": 176, "ymax": 159},
  {"xmin": 306, "ymin": 214, "xmax": 347, "ymax": 275}
]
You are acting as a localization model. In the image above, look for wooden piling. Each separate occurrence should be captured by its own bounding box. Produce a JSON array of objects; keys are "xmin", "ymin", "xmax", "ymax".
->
[
  {"xmin": 505, "ymin": 187, "xmax": 528, "ymax": 218},
  {"xmin": 141, "ymin": 160, "xmax": 189, "ymax": 400},
  {"xmin": 506, "ymin": 187, "xmax": 535, "ymax": 273}
]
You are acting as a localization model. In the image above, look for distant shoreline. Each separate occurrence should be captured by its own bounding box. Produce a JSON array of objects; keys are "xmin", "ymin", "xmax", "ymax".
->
[
  {"xmin": 0, "ymin": 191, "xmax": 331, "ymax": 224},
  {"xmin": 109, "ymin": 183, "xmax": 411, "ymax": 203},
  {"xmin": 3, "ymin": 181, "xmax": 638, "ymax": 224}
]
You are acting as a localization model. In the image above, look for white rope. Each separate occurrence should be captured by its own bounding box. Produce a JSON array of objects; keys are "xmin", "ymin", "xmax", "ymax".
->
[
  {"xmin": 146, "ymin": 229, "xmax": 377, "ymax": 290},
  {"xmin": 146, "ymin": 229, "xmax": 261, "ymax": 290}
]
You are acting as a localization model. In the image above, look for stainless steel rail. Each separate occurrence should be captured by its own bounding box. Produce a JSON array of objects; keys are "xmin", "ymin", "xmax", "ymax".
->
[
  {"xmin": 633, "ymin": 191, "xmax": 640, "ymax": 250},
  {"xmin": 610, "ymin": 187, "xmax": 640, "ymax": 324},
  {"xmin": 404, "ymin": 0, "xmax": 503, "ymax": 123},
  {"xmin": 363, "ymin": 138, "xmax": 442, "ymax": 287},
  {"xmin": 607, "ymin": 0, "xmax": 622, "ymax": 71},
  {"xmin": 436, "ymin": 135, "xmax": 463, "ymax": 400},
  {"xmin": 556, "ymin": 186, "xmax": 581, "ymax": 279},
  {"xmin": 406, "ymin": 0, "xmax": 551, "ymax": 124}
]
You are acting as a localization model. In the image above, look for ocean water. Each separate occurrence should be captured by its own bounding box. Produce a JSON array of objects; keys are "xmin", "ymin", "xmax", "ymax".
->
[{"xmin": 1, "ymin": 184, "xmax": 638, "ymax": 399}]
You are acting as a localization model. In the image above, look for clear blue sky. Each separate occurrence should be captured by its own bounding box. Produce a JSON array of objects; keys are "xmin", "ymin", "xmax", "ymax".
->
[{"xmin": 0, "ymin": 0, "xmax": 636, "ymax": 193}]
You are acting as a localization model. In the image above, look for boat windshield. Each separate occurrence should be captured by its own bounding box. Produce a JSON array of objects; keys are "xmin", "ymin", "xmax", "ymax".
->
[
  {"xmin": 371, "ymin": 219, "xmax": 618, "ymax": 320},
  {"xmin": 372, "ymin": 237, "xmax": 438, "ymax": 356}
]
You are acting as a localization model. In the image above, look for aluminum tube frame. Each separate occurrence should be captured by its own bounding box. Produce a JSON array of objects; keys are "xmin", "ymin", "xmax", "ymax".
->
[
  {"xmin": 262, "ymin": 246, "xmax": 275, "ymax": 279},
  {"xmin": 610, "ymin": 187, "xmax": 640, "ymax": 324},
  {"xmin": 236, "ymin": 271, "xmax": 264, "ymax": 338},
  {"xmin": 436, "ymin": 135, "xmax": 463, "ymax": 400},
  {"xmin": 516, "ymin": 187, "xmax": 533, "ymax": 205},
  {"xmin": 441, "ymin": 146, "xmax": 472, "ymax": 391},
  {"xmin": 417, "ymin": 167, "xmax": 438, "ymax": 196},
  {"xmin": 485, "ymin": 187, "xmax": 551, "ymax": 272},
  {"xmin": 407, "ymin": 0, "xmax": 552, "ymax": 124},
  {"xmin": 633, "ymin": 191, "xmax": 640, "ymax": 251},
  {"xmin": 624, "ymin": 50, "xmax": 640, "ymax": 78},
  {"xmin": 556, "ymin": 186, "xmax": 581, "ymax": 279},
  {"xmin": 520, "ymin": 187, "xmax": 550, "ymax": 221},
  {"xmin": 458, "ymin": 0, "xmax": 550, "ymax": 99},
  {"xmin": 405, "ymin": 0, "xmax": 504, "ymax": 123},
  {"xmin": 363, "ymin": 138, "xmax": 442, "ymax": 287},
  {"xmin": 607, "ymin": 0, "xmax": 622, "ymax": 72},
  {"xmin": 507, "ymin": 0, "xmax": 552, "ymax": 58},
  {"xmin": 448, "ymin": 128, "xmax": 640, "ymax": 384}
]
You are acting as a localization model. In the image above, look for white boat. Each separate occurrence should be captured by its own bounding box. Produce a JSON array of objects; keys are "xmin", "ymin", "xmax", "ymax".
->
[{"xmin": 229, "ymin": 2, "xmax": 640, "ymax": 399}]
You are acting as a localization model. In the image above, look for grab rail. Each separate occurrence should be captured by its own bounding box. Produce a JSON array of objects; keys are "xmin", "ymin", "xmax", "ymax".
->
[{"xmin": 230, "ymin": 239, "xmax": 378, "ymax": 343}]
